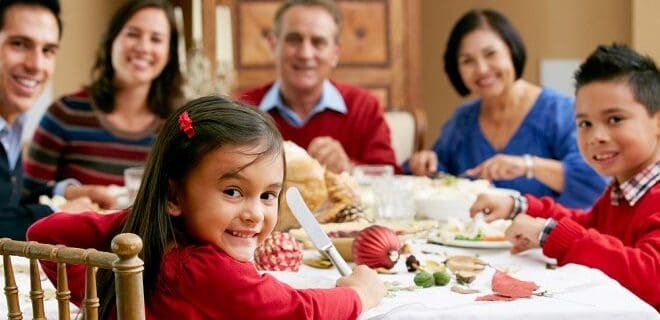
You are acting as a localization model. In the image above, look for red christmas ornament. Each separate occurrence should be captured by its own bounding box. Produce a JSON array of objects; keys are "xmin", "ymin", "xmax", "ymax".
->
[{"xmin": 254, "ymin": 232, "xmax": 303, "ymax": 271}]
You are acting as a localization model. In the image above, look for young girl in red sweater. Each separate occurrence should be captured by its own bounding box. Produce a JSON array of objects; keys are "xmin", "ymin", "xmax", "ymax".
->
[
  {"xmin": 469, "ymin": 44, "xmax": 660, "ymax": 309},
  {"xmin": 27, "ymin": 96, "xmax": 385, "ymax": 319}
]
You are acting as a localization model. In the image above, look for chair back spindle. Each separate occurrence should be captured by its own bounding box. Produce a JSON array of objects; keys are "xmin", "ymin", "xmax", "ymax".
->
[
  {"xmin": 28, "ymin": 257, "xmax": 45, "ymax": 320},
  {"xmin": 0, "ymin": 233, "xmax": 145, "ymax": 320}
]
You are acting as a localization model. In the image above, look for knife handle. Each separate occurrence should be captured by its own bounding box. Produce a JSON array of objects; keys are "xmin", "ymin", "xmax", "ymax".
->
[{"xmin": 325, "ymin": 246, "xmax": 352, "ymax": 276}]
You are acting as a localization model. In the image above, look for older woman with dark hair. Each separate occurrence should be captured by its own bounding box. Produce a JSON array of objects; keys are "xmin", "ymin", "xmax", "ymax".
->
[
  {"xmin": 405, "ymin": 8, "xmax": 606, "ymax": 209},
  {"xmin": 24, "ymin": 0, "xmax": 184, "ymax": 209}
]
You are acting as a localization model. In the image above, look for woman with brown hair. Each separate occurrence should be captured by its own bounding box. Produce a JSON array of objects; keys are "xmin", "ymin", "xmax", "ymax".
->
[{"xmin": 24, "ymin": 0, "xmax": 183, "ymax": 209}]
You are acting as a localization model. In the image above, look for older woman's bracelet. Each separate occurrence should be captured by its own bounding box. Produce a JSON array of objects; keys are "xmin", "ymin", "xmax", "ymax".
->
[{"xmin": 523, "ymin": 154, "xmax": 534, "ymax": 179}]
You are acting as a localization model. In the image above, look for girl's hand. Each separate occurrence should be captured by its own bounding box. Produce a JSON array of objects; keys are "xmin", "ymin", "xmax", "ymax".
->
[
  {"xmin": 505, "ymin": 214, "xmax": 545, "ymax": 254},
  {"xmin": 336, "ymin": 265, "xmax": 385, "ymax": 311},
  {"xmin": 469, "ymin": 193, "xmax": 514, "ymax": 222},
  {"xmin": 466, "ymin": 154, "xmax": 526, "ymax": 181},
  {"xmin": 409, "ymin": 150, "xmax": 438, "ymax": 176}
]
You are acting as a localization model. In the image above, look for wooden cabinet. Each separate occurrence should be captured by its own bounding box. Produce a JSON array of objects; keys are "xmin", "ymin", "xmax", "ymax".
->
[{"xmin": 175, "ymin": 0, "xmax": 425, "ymax": 148}]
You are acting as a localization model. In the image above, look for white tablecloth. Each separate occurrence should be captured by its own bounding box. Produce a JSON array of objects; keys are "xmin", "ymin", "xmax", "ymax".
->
[
  {"xmin": 268, "ymin": 241, "xmax": 660, "ymax": 320},
  {"xmin": 3, "ymin": 244, "xmax": 658, "ymax": 319}
]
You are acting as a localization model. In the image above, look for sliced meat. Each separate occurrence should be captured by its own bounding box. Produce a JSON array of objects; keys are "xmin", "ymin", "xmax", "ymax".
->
[
  {"xmin": 476, "ymin": 294, "xmax": 516, "ymax": 301},
  {"xmin": 491, "ymin": 270, "xmax": 539, "ymax": 298}
]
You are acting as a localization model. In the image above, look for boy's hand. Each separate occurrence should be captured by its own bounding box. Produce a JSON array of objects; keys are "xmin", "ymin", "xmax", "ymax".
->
[
  {"xmin": 469, "ymin": 193, "xmax": 515, "ymax": 222},
  {"xmin": 336, "ymin": 265, "xmax": 385, "ymax": 311},
  {"xmin": 505, "ymin": 214, "xmax": 546, "ymax": 254}
]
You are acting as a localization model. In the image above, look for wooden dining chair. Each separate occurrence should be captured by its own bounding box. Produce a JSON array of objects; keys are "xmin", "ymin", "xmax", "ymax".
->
[
  {"xmin": 0, "ymin": 233, "xmax": 145, "ymax": 320},
  {"xmin": 385, "ymin": 107, "xmax": 427, "ymax": 165}
]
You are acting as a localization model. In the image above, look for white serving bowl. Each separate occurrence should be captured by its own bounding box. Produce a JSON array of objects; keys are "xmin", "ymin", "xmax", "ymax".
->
[
  {"xmin": 414, "ymin": 185, "xmax": 520, "ymax": 222},
  {"xmin": 414, "ymin": 189, "xmax": 475, "ymax": 222},
  {"xmin": 415, "ymin": 197, "xmax": 474, "ymax": 222}
]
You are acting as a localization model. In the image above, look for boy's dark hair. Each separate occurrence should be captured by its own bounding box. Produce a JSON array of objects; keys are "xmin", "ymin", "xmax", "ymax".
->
[
  {"xmin": 575, "ymin": 43, "xmax": 660, "ymax": 115},
  {"xmin": 87, "ymin": 0, "xmax": 183, "ymax": 119},
  {"xmin": 0, "ymin": 0, "xmax": 62, "ymax": 37},
  {"xmin": 273, "ymin": 0, "xmax": 342, "ymax": 42},
  {"xmin": 96, "ymin": 96, "xmax": 284, "ymax": 319},
  {"xmin": 444, "ymin": 8, "xmax": 526, "ymax": 96}
]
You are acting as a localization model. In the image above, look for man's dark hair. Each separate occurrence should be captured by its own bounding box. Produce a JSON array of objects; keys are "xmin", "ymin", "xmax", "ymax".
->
[
  {"xmin": 575, "ymin": 43, "xmax": 660, "ymax": 115},
  {"xmin": 0, "ymin": 0, "xmax": 62, "ymax": 37}
]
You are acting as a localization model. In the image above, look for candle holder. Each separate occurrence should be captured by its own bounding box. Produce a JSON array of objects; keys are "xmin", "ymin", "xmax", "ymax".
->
[
  {"xmin": 183, "ymin": 42, "xmax": 215, "ymax": 99},
  {"xmin": 214, "ymin": 60, "xmax": 236, "ymax": 96}
]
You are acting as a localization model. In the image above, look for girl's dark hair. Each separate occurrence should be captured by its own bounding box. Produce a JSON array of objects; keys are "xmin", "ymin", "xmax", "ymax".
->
[
  {"xmin": 96, "ymin": 96, "xmax": 284, "ymax": 318},
  {"xmin": 87, "ymin": 0, "xmax": 183, "ymax": 118},
  {"xmin": 443, "ymin": 8, "xmax": 526, "ymax": 96},
  {"xmin": 575, "ymin": 43, "xmax": 660, "ymax": 115}
]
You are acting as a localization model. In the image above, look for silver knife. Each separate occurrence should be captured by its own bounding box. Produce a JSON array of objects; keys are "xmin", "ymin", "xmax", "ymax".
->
[{"xmin": 285, "ymin": 187, "xmax": 352, "ymax": 276}]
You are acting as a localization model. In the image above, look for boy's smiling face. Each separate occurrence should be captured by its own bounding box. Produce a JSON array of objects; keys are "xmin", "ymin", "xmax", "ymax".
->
[
  {"xmin": 576, "ymin": 80, "xmax": 660, "ymax": 182},
  {"xmin": 168, "ymin": 143, "xmax": 284, "ymax": 262}
]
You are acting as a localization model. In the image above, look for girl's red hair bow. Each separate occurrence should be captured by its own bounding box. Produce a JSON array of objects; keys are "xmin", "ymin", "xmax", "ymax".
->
[{"xmin": 178, "ymin": 111, "xmax": 195, "ymax": 138}]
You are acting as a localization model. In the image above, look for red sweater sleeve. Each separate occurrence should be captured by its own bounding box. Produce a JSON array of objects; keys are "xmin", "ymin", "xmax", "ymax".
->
[
  {"xmin": 525, "ymin": 192, "xmax": 660, "ymax": 309},
  {"xmin": 152, "ymin": 245, "xmax": 362, "ymax": 320},
  {"xmin": 26, "ymin": 210, "xmax": 128, "ymax": 305}
]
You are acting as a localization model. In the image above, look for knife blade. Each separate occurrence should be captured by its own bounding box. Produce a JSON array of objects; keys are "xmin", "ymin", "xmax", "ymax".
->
[{"xmin": 285, "ymin": 187, "xmax": 352, "ymax": 276}]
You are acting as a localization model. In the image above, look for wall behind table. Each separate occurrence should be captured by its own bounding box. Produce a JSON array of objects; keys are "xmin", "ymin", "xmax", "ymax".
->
[
  {"xmin": 420, "ymin": 0, "xmax": 631, "ymax": 148},
  {"xmin": 54, "ymin": 0, "xmax": 127, "ymax": 96},
  {"xmin": 632, "ymin": 0, "xmax": 660, "ymax": 62}
]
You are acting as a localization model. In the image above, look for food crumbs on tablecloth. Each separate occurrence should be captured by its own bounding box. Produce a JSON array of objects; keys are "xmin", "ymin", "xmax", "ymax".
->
[
  {"xmin": 451, "ymin": 285, "xmax": 480, "ymax": 294},
  {"xmin": 384, "ymin": 281, "xmax": 418, "ymax": 297},
  {"xmin": 375, "ymin": 267, "xmax": 397, "ymax": 274},
  {"xmin": 303, "ymin": 258, "xmax": 333, "ymax": 269}
]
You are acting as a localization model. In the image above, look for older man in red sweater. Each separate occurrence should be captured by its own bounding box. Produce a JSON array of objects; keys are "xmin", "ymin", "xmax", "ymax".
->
[{"xmin": 237, "ymin": 0, "xmax": 397, "ymax": 173}]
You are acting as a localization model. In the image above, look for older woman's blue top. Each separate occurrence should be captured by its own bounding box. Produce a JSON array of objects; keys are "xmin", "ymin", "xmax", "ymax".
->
[{"xmin": 403, "ymin": 88, "xmax": 607, "ymax": 209}]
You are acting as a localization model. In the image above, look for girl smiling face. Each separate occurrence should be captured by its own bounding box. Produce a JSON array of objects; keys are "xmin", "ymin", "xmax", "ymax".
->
[{"xmin": 168, "ymin": 143, "xmax": 284, "ymax": 261}]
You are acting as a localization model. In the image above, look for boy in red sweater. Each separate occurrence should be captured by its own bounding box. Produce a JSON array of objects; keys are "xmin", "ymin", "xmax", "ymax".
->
[{"xmin": 470, "ymin": 43, "xmax": 660, "ymax": 309}]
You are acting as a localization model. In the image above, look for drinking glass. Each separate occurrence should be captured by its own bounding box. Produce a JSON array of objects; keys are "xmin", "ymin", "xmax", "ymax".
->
[{"xmin": 123, "ymin": 166, "xmax": 144, "ymax": 204}]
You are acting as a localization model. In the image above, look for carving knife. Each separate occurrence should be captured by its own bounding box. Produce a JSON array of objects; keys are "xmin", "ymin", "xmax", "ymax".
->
[{"xmin": 285, "ymin": 187, "xmax": 352, "ymax": 276}]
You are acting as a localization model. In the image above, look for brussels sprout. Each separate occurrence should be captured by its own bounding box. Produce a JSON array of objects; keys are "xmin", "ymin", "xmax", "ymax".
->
[
  {"xmin": 414, "ymin": 271, "xmax": 434, "ymax": 288},
  {"xmin": 433, "ymin": 271, "xmax": 451, "ymax": 286}
]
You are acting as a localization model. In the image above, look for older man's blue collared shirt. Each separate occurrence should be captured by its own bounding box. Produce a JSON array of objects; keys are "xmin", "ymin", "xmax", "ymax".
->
[
  {"xmin": 258, "ymin": 80, "xmax": 347, "ymax": 127},
  {"xmin": 0, "ymin": 114, "xmax": 26, "ymax": 171}
]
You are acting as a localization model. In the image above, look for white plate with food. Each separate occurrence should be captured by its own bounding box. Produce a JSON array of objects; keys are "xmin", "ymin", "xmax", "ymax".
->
[
  {"xmin": 428, "ymin": 237, "xmax": 511, "ymax": 249},
  {"xmin": 428, "ymin": 217, "xmax": 511, "ymax": 249}
]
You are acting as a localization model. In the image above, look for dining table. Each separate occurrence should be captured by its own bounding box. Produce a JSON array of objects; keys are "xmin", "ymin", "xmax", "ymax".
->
[
  {"xmin": 268, "ymin": 239, "xmax": 660, "ymax": 320},
  {"xmin": 1, "ymin": 241, "xmax": 658, "ymax": 319}
]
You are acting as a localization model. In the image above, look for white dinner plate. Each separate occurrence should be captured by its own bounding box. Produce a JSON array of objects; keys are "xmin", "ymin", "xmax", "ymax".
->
[{"xmin": 428, "ymin": 237, "xmax": 511, "ymax": 249}]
